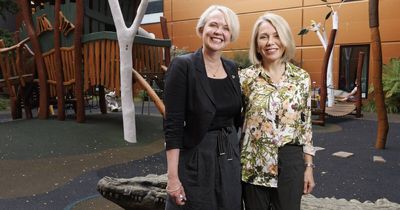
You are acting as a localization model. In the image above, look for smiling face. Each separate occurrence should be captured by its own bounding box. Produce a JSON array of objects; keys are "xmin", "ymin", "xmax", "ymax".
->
[
  {"xmin": 256, "ymin": 21, "xmax": 285, "ymax": 64},
  {"xmin": 200, "ymin": 10, "xmax": 231, "ymax": 53}
]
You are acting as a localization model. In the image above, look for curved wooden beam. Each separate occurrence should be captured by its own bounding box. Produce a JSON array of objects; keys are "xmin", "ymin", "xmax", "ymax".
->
[
  {"xmin": 132, "ymin": 68, "xmax": 165, "ymax": 117},
  {"xmin": 17, "ymin": 0, "xmax": 49, "ymax": 119},
  {"xmin": 317, "ymin": 29, "xmax": 337, "ymax": 126},
  {"xmin": 369, "ymin": 0, "xmax": 388, "ymax": 149}
]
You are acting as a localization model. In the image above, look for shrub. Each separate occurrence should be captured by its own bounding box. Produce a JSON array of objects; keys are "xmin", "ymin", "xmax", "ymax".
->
[
  {"xmin": 364, "ymin": 58, "xmax": 400, "ymax": 113},
  {"xmin": 171, "ymin": 45, "xmax": 189, "ymax": 59},
  {"xmin": 232, "ymin": 51, "xmax": 252, "ymax": 70},
  {"xmin": 0, "ymin": 96, "xmax": 9, "ymax": 111},
  {"xmin": 0, "ymin": 28, "xmax": 14, "ymax": 47}
]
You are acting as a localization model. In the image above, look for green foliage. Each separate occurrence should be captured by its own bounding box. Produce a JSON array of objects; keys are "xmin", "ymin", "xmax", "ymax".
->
[
  {"xmin": 0, "ymin": 28, "xmax": 14, "ymax": 47},
  {"xmin": 325, "ymin": 11, "xmax": 332, "ymax": 20},
  {"xmin": 0, "ymin": 96, "xmax": 9, "ymax": 111},
  {"xmin": 0, "ymin": 0, "xmax": 19, "ymax": 21},
  {"xmin": 171, "ymin": 45, "xmax": 189, "ymax": 59},
  {"xmin": 298, "ymin": 28, "xmax": 309, "ymax": 36},
  {"xmin": 138, "ymin": 89, "xmax": 148, "ymax": 100},
  {"xmin": 232, "ymin": 51, "xmax": 252, "ymax": 70},
  {"xmin": 364, "ymin": 58, "xmax": 400, "ymax": 113}
]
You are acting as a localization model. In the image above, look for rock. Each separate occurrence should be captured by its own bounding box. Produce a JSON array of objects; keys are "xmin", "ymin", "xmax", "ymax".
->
[
  {"xmin": 373, "ymin": 156, "xmax": 386, "ymax": 163},
  {"xmin": 332, "ymin": 151, "xmax": 354, "ymax": 158}
]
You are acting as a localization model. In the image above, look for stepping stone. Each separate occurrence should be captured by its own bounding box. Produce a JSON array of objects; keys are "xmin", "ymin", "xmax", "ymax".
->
[
  {"xmin": 373, "ymin": 156, "xmax": 386, "ymax": 163},
  {"xmin": 332, "ymin": 151, "xmax": 354, "ymax": 158}
]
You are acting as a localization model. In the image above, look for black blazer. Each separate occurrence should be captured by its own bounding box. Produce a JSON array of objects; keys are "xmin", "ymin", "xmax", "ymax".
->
[{"xmin": 164, "ymin": 48, "xmax": 242, "ymax": 150}]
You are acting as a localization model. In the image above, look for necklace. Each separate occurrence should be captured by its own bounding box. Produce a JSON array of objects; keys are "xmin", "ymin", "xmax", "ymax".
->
[{"xmin": 207, "ymin": 62, "xmax": 222, "ymax": 77}]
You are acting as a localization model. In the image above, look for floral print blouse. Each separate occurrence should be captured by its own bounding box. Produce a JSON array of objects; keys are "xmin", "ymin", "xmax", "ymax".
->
[{"xmin": 239, "ymin": 62, "xmax": 315, "ymax": 188}]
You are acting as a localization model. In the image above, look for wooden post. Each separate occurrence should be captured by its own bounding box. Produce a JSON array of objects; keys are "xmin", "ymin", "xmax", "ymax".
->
[
  {"xmin": 355, "ymin": 52, "xmax": 364, "ymax": 118},
  {"xmin": 369, "ymin": 0, "xmax": 388, "ymax": 149},
  {"xmin": 54, "ymin": 0, "xmax": 66, "ymax": 120},
  {"xmin": 160, "ymin": 16, "xmax": 171, "ymax": 67},
  {"xmin": 17, "ymin": 0, "xmax": 49, "ymax": 119},
  {"xmin": 318, "ymin": 29, "xmax": 337, "ymax": 126},
  {"xmin": 75, "ymin": 0, "xmax": 85, "ymax": 122}
]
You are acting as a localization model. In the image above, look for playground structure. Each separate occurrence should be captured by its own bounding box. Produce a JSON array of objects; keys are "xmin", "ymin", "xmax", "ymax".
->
[
  {"xmin": 0, "ymin": 37, "xmax": 36, "ymax": 119},
  {"xmin": 312, "ymin": 28, "xmax": 364, "ymax": 126},
  {"xmin": 0, "ymin": 0, "xmax": 171, "ymax": 121}
]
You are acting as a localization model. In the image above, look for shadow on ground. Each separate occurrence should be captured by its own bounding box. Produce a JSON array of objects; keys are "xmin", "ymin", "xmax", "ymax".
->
[
  {"xmin": 0, "ymin": 113, "xmax": 165, "ymax": 210},
  {"xmin": 0, "ymin": 111, "xmax": 399, "ymax": 210}
]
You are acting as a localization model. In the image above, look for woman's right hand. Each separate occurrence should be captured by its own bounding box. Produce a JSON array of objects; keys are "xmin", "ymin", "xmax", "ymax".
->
[{"xmin": 167, "ymin": 177, "xmax": 186, "ymax": 205}]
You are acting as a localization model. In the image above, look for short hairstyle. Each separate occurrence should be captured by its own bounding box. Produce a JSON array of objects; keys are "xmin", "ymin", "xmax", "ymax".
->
[
  {"xmin": 196, "ymin": 5, "xmax": 240, "ymax": 42},
  {"xmin": 248, "ymin": 12, "xmax": 296, "ymax": 65}
]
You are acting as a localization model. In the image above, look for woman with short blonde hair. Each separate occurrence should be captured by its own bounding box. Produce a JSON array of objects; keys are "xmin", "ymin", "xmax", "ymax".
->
[
  {"xmin": 164, "ymin": 4, "xmax": 242, "ymax": 210},
  {"xmin": 196, "ymin": 5, "xmax": 240, "ymax": 42}
]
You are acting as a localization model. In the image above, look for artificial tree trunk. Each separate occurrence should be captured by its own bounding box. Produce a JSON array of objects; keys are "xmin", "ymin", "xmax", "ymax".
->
[
  {"xmin": 108, "ymin": 0, "xmax": 149, "ymax": 143},
  {"xmin": 17, "ymin": 0, "xmax": 49, "ymax": 119},
  {"xmin": 369, "ymin": 0, "xmax": 388, "ymax": 149},
  {"xmin": 311, "ymin": 12, "xmax": 338, "ymax": 107},
  {"xmin": 74, "ymin": 0, "xmax": 85, "ymax": 123},
  {"xmin": 54, "ymin": 0, "xmax": 66, "ymax": 120}
]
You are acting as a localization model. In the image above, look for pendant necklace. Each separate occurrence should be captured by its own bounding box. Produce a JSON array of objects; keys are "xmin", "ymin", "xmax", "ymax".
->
[{"xmin": 209, "ymin": 63, "xmax": 222, "ymax": 77}]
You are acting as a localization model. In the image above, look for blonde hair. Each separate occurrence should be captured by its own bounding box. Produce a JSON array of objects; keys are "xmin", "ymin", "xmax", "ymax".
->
[
  {"xmin": 248, "ymin": 12, "xmax": 296, "ymax": 65},
  {"xmin": 196, "ymin": 5, "xmax": 240, "ymax": 42}
]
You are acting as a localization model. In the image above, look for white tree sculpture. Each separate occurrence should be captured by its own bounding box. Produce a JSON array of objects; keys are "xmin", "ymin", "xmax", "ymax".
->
[
  {"xmin": 299, "ymin": 0, "xmax": 345, "ymax": 107},
  {"xmin": 107, "ymin": 0, "xmax": 149, "ymax": 143}
]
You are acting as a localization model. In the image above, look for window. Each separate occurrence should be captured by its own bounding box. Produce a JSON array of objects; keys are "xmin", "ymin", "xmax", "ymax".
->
[
  {"xmin": 142, "ymin": 0, "xmax": 163, "ymax": 24},
  {"xmin": 339, "ymin": 45, "xmax": 370, "ymax": 98}
]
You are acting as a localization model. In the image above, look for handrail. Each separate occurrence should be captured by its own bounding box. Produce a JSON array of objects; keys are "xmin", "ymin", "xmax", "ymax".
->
[
  {"xmin": 0, "ymin": 37, "xmax": 30, "ymax": 53},
  {"xmin": 81, "ymin": 31, "xmax": 171, "ymax": 47}
]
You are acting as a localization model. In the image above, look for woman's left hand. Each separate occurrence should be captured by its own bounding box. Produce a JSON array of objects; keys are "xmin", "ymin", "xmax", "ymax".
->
[{"xmin": 303, "ymin": 167, "xmax": 315, "ymax": 194}]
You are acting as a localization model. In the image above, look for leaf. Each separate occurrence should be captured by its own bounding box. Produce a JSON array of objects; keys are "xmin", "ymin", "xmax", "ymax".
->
[
  {"xmin": 325, "ymin": 11, "xmax": 332, "ymax": 20},
  {"xmin": 298, "ymin": 28, "xmax": 309, "ymax": 35}
]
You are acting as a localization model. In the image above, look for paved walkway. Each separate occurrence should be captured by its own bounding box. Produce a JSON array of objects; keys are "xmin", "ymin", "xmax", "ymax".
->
[{"xmin": 0, "ymin": 103, "xmax": 399, "ymax": 209}]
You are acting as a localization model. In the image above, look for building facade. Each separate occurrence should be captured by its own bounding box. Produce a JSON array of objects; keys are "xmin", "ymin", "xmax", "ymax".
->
[{"xmin": 143, "ymin": 0, "xmax": 400, "ymax": 98}]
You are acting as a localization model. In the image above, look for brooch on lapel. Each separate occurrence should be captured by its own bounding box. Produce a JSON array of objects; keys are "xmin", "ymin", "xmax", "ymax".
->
[{"xmin": 231, "ymin": 75, "xmax": 236, "ymax": 79}]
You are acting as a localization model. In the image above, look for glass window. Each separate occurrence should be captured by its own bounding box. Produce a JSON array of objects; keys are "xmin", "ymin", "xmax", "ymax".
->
[
  {"xmin": 339, "ymin": 45, "xmax": 370, "ymax": 98},
  {"xmin": 142, "ymin": 0, "xmax": 163, "ymax": 24}
]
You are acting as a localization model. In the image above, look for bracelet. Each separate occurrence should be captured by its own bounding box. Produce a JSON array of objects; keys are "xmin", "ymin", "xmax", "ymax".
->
[
  {"xmin": 305, "ymin": 163, "xmax": 315, "ymax": 168},
  {"xmin": 166, "ymin": 184, "xmax": 181, "ymax": 193}
]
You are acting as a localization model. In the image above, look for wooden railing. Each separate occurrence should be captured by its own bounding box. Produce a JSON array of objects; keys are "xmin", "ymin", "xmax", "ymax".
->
[
  {"xmin": 0, "ymin": 38, "xmax": 35, "ymax": 119},
  {"xmin": 81, "ymin": 31, "xmax": 171, "ymax": 94}
]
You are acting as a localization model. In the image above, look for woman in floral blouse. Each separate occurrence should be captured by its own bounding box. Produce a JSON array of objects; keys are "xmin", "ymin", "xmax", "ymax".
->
[{"xmin": 239, "ymin": 12, "xmax": 315, "ymax": 210}]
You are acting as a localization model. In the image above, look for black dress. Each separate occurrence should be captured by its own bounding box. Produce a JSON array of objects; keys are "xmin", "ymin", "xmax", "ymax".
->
[{"xmin": 166, "ymin": 76, "xmax": 242, "ymax": 210}]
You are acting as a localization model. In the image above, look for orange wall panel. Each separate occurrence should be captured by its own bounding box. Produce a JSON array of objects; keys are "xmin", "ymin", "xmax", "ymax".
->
[
  {"xmin": 334, "ymin": 1, "xmax": 370, "ymax": 44},
  {"xmin": 380, "ymin": 0, "xmax": 400, "ymax": 42},
  {"xmin": 142, "ymin": 24, "xmax": 163, "ymax": 39},
  {"xmin": 164, "ymin": 0, "xmax": 400, "ymax": 96},
  {"xmin": 303, "ymin": 0, "xmax": 342, "ymax": 6},
  {"xmin": 171, "ymin": 9, "xmax": 303, "ymax": 51},
  {"xmin": 302, "ymin": 1, "xmax": 370, "ymax": 46},
  {"xmin": 382, "ymin": 42, "xmax": 400, "ymax": 64},
  {"xmin": 164, "ymin": 0, "xmax": 172, "ymax": 22},
  {"xmin": 301, "ymin": 46, "xmax": 339, "ymax": 87},
  {"xmin": 171, "ymin": 0, "xmax": 302, "ymax": 21},
  {"xmin": 171, "ymin": 20, "xmax": 201, "ymax": 51}
]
